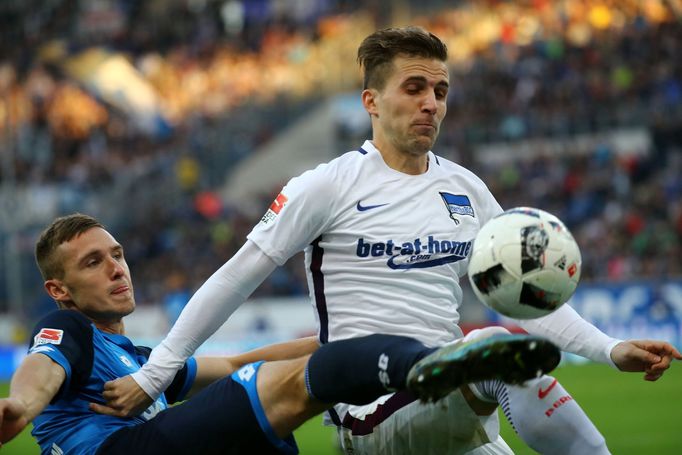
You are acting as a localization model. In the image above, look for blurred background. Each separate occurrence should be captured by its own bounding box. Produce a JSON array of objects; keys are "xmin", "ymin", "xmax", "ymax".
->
[{"xmin": 0, "ymin": 0, "xmax": 681, "ymax": 452}]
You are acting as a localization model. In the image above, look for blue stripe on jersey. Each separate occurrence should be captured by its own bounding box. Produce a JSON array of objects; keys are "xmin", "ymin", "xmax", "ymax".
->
[
  {"xmin": 358, "ymin": 147, "xmax": 368, "ymax": 155},
  {"xmin": 433, "ymin": 154, "xmax": 440, "ymax": 165},
  {"xmin": 310, "ymin": 236, "xmax": 329, "ymax": 344},
  {"xmin": 176, "ymin": 357, "xmax": 198, "ymax": 402},
  {"xmin": 231, "ymin": 361, "xmax": 298, "ymax": 455}
]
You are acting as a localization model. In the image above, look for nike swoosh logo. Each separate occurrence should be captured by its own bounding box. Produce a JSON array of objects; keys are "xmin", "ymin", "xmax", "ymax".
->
[
  {"xmin": 356, "ymin": 201, "xmax": 389, "ymax": 212},
  {"xmin": 538, "ymin": 378, "xmax": 558, "ymax": 399}
]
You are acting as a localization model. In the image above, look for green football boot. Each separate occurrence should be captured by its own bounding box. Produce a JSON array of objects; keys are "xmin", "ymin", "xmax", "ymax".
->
[{"xmin": 407, "ymin": 334, "xmax": 561, "ymax": 402}]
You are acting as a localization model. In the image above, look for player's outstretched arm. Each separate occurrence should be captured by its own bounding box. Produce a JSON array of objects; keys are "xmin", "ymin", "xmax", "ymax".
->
[
  {"xmin": 131, "ymin": 241, "xmax": 278, "ymax": 402},
  {"xmin": 187, "ymin": 336, "xmax": 320, "ymax": 398},
  {"xmin": 0, "ymin": 354, "xmax": 65, "ymax": 446},
  {"xmin": 610, "ymin": 340, "xmax": 682, "ymax": 381}
]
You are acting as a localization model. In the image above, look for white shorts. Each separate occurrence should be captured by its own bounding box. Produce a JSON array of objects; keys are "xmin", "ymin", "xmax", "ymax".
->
[{"xmin": 335, "ymin": 327, "xmax": 515, "ymax": 455}]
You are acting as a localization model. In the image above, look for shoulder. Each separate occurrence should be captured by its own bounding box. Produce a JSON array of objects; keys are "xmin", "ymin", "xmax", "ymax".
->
[
  {"xmin": 31, "ymin": 310, "xmax": 93, "ymax": 335},
  {"xmin": 284, "ymin": 149, "xmax": 366, "ymax": 200},
  {"xmin": 291, "ymin": 150, "xmax": 366, "ymax": 185},
  {"xmin": 431, "ymin": 153, "xmax": 488, "ymax": 186},
  {"xmin": 29, "ymin": 310, "xmax": 94, "ymax": 352}
]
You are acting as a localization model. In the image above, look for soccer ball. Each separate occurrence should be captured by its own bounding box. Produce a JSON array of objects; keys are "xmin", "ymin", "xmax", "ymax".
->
[{"xmin": 468, "ymin": 207, "xmax": 581, "ymax": 319}]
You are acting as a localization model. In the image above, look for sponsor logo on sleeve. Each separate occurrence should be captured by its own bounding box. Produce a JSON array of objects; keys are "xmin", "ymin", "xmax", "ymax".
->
[
  {"xmin": 260, "ymin": 192, "xmax": 289, "ymax": 225},
  {"xmin": 33, "ymin": 328, "xmax": 64, "ymax": 347}
]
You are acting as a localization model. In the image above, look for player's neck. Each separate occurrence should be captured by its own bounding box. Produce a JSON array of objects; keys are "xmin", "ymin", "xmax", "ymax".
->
[
  {"xmin": 94, "ymin": 319, "xmax": 125, "ymax": 335},
  {"xmin": 372, "ymin": 141, "xmax": 429, "ymax": 175}
]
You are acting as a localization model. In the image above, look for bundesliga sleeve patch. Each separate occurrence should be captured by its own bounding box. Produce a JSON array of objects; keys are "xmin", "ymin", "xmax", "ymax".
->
[
  {"xmin": 33, "ymin": 328, "xmax": 64, "ymax": 347},
  {"xmin": 260, "ymin": 192, "xmax": 288, "ymax": 225}
]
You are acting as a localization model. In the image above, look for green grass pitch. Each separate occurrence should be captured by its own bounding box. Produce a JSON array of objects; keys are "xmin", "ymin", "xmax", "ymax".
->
[{"xmin": 2, "ymin": 362, "xmax": 680, "ymax": 454}]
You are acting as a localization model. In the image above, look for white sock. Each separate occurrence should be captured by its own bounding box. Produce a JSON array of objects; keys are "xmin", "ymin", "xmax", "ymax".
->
[{"xmin": 472, "ymin": 376, "xmax": 611, "ymax": 455}]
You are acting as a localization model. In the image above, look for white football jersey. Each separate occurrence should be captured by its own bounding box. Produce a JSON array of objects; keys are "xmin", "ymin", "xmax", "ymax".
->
[{"xmin": 248, "ymin": 140, "xmax": 502, "ymax": 347}]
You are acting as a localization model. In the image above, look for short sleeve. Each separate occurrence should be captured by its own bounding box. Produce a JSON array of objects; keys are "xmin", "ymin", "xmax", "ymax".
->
[
  {"xmin": 248, "ymin": 165, "xmax": 337, "ymax": 265},
  {"xmin": 28, "ymin": 310, "xmax": 94, "ymax": 398}
]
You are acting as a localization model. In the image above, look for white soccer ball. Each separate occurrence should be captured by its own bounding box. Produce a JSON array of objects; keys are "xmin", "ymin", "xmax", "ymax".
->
[{"xmin": 468, "ymin": 207, "xmax": 581, "ymax": 319}]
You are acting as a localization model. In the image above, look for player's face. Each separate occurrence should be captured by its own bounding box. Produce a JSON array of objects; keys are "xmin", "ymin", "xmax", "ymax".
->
[
  {"xmin": 47, "ymin": 227, "xmax": 135, "ymax": 324},
  {"xmin": 366, "ymin": 55, "xmax": 449, "ymax": 157}
]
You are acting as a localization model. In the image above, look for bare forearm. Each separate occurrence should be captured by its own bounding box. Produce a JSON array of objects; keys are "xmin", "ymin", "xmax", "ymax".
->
[
  {"xmin": 189, "ymin": 337, "xmax": 320, "ymax": 396},
  {"xmin": 9, "ymin": 354, "xmax": 65, "ymax": 422},
  {"xmin": 229, "ymin": 336, "xmax": 319, "ymax": 367}
]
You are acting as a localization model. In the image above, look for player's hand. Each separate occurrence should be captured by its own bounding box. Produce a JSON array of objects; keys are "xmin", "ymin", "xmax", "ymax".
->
[
  {"xmin": 610, "ymin": 340, "xmax": 682, "ymax": 381},
  {"xmin": 89, "ymin": 375, "xmax": 153, "ymax": 418},
  {"xmin": 0, "ymin": 398, "xmax": 29, "ymax": 446}
]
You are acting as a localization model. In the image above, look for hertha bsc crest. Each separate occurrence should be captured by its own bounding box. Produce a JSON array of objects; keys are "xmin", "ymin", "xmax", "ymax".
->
[{"xmin": 440, "ymin": 192, "xmax": 475, "ymax": 225}]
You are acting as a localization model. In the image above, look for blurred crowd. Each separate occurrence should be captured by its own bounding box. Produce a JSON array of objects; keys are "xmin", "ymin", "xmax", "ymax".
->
[{"xmin": 0, "ymin": 0, "xmax": 681, "ymax": 318}]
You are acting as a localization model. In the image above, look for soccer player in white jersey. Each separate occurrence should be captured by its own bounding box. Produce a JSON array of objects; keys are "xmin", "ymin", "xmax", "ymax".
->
[{"xmin": 101, "ymin": 27, "xmax": 681, "ymax": 454}]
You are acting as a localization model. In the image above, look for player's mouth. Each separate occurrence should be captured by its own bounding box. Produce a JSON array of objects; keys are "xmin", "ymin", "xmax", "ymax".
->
[
  {"xmin": 412, "ymin": 122, "xmax": 437, "ymax": 133},
  {"xmin": 110, "ymin": 284, "xmax": 130, "ymax": 295}
]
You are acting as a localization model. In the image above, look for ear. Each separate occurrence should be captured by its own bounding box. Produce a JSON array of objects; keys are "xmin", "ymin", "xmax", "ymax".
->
[
  {"xmin": 44, "ymin": 279, "xmax": 71, "ymax": 307},
  {"xmin": 361, "ymin": 88, "xmax": 379, "ymax": 117}
]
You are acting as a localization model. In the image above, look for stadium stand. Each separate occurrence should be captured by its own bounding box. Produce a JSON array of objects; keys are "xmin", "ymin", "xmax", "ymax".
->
[{"xmin": 0, "ymin": 0, "xmax": 680, "ymax": 337}]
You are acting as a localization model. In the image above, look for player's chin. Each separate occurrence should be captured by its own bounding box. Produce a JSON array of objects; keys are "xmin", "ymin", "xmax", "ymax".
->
[
  {"xmin": 112, "ymin": 296, "xmax": 136, "ymax": 315},
  {"xmin": 410, "ymin": 135, "xmax": 436, "ymax": 154}
]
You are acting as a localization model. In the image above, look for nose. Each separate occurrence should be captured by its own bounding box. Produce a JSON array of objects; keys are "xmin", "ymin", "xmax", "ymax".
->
[
  {"xmin": 421, "ymin": 91, "xmax": 437, "ymax": 115},
  {"xmin": 107, "ymin": 256, "xmax": 125, "ymax": 278}
]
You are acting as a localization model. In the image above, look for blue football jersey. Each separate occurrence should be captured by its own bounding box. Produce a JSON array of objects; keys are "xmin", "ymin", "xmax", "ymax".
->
[{"xmin": 28, "ymin": 310, "xmax": 197, "ymax": 455}]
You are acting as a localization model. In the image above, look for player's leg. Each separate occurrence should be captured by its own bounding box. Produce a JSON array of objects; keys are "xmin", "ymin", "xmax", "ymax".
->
[
  {"xmin": 96, "ymin": 370, "xmax": 297, "ymax": 455},
  {"xmin": 261, "ymin": 332, "xmax": 560, "ymax": 442},
  {"xmin": 471, "ymin": 376, "xmax": 610, "ymax": 455},
  {"xmin": 98, "ymin": 333, "xmax": 560, "ymax": 454},
  {"xmin": 465, "ymin": 327, "xmax": 611, "ymax": 455},
  {"xmin": 407, "ymin": 332, "xmax": 561, "ymax": 402},
  {"xmin": 338, "ymin": 388, "xmax": 514, "ymax": 455},
  {"xmin": 256, "ymin": 333, "xmax": 435, "ymax": 438},
  {"xmin": 306, "ymin": 333, "xmax": 560, "ymax": 406},
  {"xmin": 255, "ymin": 356, "xmax": 327, "ymax": 438}
]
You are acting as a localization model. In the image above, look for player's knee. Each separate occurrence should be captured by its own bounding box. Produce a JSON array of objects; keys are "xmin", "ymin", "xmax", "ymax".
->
[{"xmin": 256, "ymin": 358, "xmax": 324, "ymax": 437}]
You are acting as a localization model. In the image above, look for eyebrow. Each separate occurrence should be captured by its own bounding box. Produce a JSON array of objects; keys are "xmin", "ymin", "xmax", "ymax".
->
[{"xmin": 402, "ymin": 75, "xmax": 450, "ymax": 89}]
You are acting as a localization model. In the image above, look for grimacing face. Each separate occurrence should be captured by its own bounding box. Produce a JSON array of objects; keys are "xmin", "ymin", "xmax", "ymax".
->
[
  {"xmin": 368, "ymin": 55, "xmax": 449, "ymax": 157},
  {"xmin": 46, "ymin": 227, "xmax": 135, "ymax": 322}
]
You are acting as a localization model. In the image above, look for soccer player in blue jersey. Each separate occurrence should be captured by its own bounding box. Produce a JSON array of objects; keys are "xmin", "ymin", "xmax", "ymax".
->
[{"xmin": 0, "ymin": 214, "xmax": 560, "ymax": 454}]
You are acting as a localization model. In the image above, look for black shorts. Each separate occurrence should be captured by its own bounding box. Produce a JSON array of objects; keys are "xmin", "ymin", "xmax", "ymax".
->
[{"xmin": 97, "ymin": 362, "xmax": 298, "ymax": 455}]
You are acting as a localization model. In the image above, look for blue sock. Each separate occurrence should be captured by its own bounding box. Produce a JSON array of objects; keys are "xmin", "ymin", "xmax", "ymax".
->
[{"xmin": 305, "ymin": 334, "xmax": 436, "ymax": 405}]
